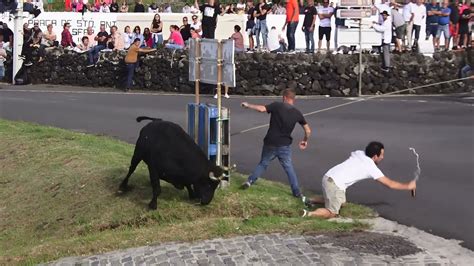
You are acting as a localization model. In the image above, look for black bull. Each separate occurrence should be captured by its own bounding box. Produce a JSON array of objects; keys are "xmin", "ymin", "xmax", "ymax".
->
[{"xmin": 119, "ymin": 116, "xmax": 224, "ymax": 209}]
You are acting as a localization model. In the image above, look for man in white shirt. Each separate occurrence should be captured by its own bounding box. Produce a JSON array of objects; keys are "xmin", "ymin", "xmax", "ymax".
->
[
  {"xmin": 317, "ymin": 0, "xmax": 334, "ymax": 51},
  {"xmin": 267, "ymin": 26, "xmax": 286, "ymax": 52},
  {"xmin": 402, "ymin": 0, "xmax": 415, "ymax": 49},
  {"xmin": 303, "ymin": 141, "xmax": 416, "ymax": 219},
  {"xmin": 373, "ymin": 10, "xmax": 392, "ymax": 72},
  {"xmin": 411, "ymin": 0, "xmax": 426, "ymax": 50}
]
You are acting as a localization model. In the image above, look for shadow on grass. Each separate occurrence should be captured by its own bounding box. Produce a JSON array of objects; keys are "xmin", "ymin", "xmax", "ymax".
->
[{"xmin": 102, "ymin": 167, "xmax": 201, "ymax": 210}]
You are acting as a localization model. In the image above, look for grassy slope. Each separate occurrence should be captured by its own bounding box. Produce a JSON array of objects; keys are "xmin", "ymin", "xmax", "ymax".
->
[{"xmin": 0, "ymin": 119, "xmax": 374, "ymax": 264}]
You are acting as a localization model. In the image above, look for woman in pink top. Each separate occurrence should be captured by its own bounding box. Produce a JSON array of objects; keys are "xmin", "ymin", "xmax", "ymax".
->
[
  {"xmin": 231, "ymin": 25, "xmax": 245, "ymax": 52},
  {"xmin": 165, "ymin": 25, "xmax": 184, "ymax": 50}
]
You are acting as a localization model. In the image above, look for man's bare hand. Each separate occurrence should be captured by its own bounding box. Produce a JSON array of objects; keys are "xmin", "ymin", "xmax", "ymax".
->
[
  {"xmin": 299, "ymin": 141, "xmax": 308, "ymax": 150},
  {"xmin": 408, "ymin": 180, "xmax": 417, "ymax": 190}
]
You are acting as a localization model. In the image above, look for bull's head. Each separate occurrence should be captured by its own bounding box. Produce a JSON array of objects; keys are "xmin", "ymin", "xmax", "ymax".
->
[{"xmin": 198, "ymin": 165, "xmax": 226, "ymax": 205}]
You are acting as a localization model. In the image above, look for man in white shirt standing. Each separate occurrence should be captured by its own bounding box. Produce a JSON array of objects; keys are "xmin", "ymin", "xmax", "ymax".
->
[
  {"xmin": 411, "ymin": 0, "xmax": 427, "ymax": 50},
  {"xmin": 402, "ymin": 0, "xmax": 415, "ymax": 50},
  {"xmin": 373, "ymin": 10, "xmax": 392, "ymax": 72},
  {"xmin": 303, "ymin": 141, "xmax": 416, "ymax": 219},
  {"xmin": 317, "ymin": 0, "xmax": 334, "ymax": 52}
]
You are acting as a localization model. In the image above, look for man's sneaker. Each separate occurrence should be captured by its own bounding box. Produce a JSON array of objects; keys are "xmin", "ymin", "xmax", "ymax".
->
[
  {"xmin": 380, "ymin": 66, "xmax": 390, "ymax": 73},
  {"xmin": 213, "ymin": 94, "xmax": 218, "ymax": 99},
  {"xmin": 224, "ymin": 93, "xmax": 230, "ymax": 99},
  {"xmin": 24, "ymin": 62, "xmax": 33, "ymax": 66},
  {"xmin": 240, "ymin": 181, "xmax": 251, "ymax": 189},
  {"xmin": 302, "ymin": 209, "xmax": 308, "ymax": 217},
  {"xmin": 86, "ymin": 64, "xmax": 94, "ymax": 68}
]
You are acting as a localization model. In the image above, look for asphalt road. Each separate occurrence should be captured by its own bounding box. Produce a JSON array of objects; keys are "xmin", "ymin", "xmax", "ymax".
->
[{"xmin": 1, "ymin": 85, "xmax": 473, "ymax": 249}]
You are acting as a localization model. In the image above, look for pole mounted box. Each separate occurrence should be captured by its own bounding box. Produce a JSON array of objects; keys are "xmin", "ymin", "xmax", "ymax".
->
[
  {"xmin": 339, "ymin": 0, "xmax": 373, "ymax": 7},
  {"xmin": 337, "ymin": 9, "xmax": 373, "ymax": 19}
]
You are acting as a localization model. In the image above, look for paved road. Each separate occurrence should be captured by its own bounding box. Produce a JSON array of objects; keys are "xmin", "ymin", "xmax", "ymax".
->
[{"xmin": 1, "ymin": 85, "xmax": 473, "ymax": 249}]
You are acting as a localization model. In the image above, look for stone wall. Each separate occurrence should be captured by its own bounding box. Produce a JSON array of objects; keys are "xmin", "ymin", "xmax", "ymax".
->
[{"xmin": 8, "ymin": 48, "xmax": 473, "ymax": 96}]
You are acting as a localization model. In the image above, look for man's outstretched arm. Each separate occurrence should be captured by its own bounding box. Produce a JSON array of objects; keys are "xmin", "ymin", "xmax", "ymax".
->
[
  {"xmin": 241, "ymin": 102, "xmax": 267, "ymax": 113},
  {"xmin": 377, "ymin": 176, "xmax": 416, "ymax": 190}
]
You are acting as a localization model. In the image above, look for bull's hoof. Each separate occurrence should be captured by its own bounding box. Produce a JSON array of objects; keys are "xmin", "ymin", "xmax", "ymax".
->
[
  {"xmin": 117, "ymin": 185, "xmax": 130, "ymax": 194},
  {"xmin": 148, "ymin": 201, "xmax": 157, "ymax": 210}
]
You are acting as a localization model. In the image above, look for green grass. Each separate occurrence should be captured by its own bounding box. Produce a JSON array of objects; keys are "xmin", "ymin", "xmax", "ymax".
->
[{"xmin": 0, "ymin": 119, "xmax": 375, "ymax": 264}]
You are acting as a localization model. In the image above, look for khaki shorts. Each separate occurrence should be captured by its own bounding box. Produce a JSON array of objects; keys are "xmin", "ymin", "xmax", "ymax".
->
[{"xmin": 322, "ymin": 175, "xmax": 346, "ymax": 214}]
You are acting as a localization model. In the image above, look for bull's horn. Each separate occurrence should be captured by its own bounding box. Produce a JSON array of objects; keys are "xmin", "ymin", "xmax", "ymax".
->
[
  {"xmin": 209, "ymin": 171, "xmax": 219, "ymax": 181},
  {"xmin": 222, "ymin": 164, "xmax": 237, "ymax": 171}
]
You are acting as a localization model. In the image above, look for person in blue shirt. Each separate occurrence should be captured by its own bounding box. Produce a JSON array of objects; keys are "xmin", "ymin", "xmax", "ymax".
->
[
  {"xmin": 436, "ymin": 0, "xmax": 451, "ymax": 50},
  {"xmin": 425, "ymin": 0, "xmax": 441, "ymax": 49}
]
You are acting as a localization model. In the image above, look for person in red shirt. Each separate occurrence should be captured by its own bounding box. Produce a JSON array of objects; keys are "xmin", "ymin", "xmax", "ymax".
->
[
  {"xmin": 61, "ymin": 23, "xmax": 75, "ymax": 48},
  {"xmin": 282, "ymin": 0, "xmax": 301, "ymax": 52}
]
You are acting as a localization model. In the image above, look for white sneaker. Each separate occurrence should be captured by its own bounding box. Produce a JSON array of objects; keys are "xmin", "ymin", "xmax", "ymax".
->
[
  {"xmin": 302, "ymin": 209, "xmax": 308, "ymax": 217},
  {"xmin": 213, "ymin": 94, "xmax": 218, "ymax": 99},
  {"xmin": 224, "ymin": 93, "xmax": 230, "ymax": 99}
]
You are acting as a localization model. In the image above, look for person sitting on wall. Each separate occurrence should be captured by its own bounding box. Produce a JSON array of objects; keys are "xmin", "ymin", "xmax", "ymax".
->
[
  {"xmin": 86, "ymin": 24, "xmax": 108, "ymax": 67},
  {"xmin": 61, "ymin": 22, "xmax": 76, "ymax": 48},
  {"xmin": 23, "ymin": 31, "xmax": 45, "ymax": 66},
  {"xmin": 42, "ymin": 24, "xmax": 59, "ymax": 48},
  {"xmin": 164, "ymin": 25, "xmax": 185, "ymax": 50},
  {"xmin": 109, "ymin": 25, "xmax": 124, "ymax": 50},
  {"xmin": 230, "ymin": 25, "xmax": 245, "ymax": 53},
  {"xmin": 73, "ymin": 36, "xmax": 91, "ymax": 53}
]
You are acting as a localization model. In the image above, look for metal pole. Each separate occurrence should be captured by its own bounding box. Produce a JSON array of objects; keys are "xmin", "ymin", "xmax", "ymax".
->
[
  {"xmin": 13, "ymin": 0, "xmax": 24, "ymax": 83},
  {"xmin": 194, "ymin": 39, "xmax": 201, "ymax": 104},
  {"xmin": 358, "ymin": 19, "xmax": 363, "ymax": 96},
  {"xmin": 216, "ymin": 41, "xmax": 223, "ymax": 166}
]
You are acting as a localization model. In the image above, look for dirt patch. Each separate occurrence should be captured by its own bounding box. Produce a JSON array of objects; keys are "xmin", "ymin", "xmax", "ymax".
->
[{"xmin": 307, "ymin": 231, "xmax": 422, "ymax": 257}]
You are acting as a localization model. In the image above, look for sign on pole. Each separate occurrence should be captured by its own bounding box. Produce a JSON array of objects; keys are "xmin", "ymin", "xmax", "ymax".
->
[
  {"xmin": 339, "ymin": 0, "xmax": 372, "ymax": 7},
  {"xmin": 337, "ymin": 9, "xmax": 373, "ymax": 19}
]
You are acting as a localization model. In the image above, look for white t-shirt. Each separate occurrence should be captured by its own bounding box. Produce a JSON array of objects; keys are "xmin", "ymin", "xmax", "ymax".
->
[
  {"xmin": 402, "ymin": 2, "xmax": 414, "ymax": 22},
  {"xmin": 267, "ymin": 29, "xmax": 281, "ymax": 51},
  {"xmin": 318, "ymin": 6, "xmax": 334, "ymax": 28},
  {"xmin": 411, "ymin": 4, "xmax": 426, "ymax": 26},
  {"xmin": 373, "ymin": 17, "xmax": 393, "ymax": 44},
  {"xmin": 325, "ymin": 150, "xmax": 384, "ymax": 191},
  {"xmin": 191, "ymin": 21, "xmax": 202, "ymax": 36}
]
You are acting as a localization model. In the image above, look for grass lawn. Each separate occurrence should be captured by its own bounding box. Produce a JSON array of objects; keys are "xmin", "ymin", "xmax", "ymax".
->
[{"xmin": 0, "ymin": 119, "xmax": 375, "ymax": 265}]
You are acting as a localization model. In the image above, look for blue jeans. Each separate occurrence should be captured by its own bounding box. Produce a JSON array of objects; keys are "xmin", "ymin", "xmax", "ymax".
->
[
  {"xmin": 255, "ymin": 19, "xmax": 268, "ymax": 49},
  {"xmin": 287, "ymin": 22, "xmax": 298, "ymax": 51},
  {"xmin": 153, "ymin": 33, "xmax": 163, "ymax": 48},
  {"xmin": 126, "ymin": 62, "xmax": 137, "ymax": 89},
  {"xmin": 88, "ymin": 44, "xmax": 105, "ymax": 64},
  {"xmin": 165, "ymin": 43, "xmax": 184, "ymax": 50},
  {"xmin": 248, "ymin": 145, "xmax": 301, "ymax": 197},
  {"xmin": 304, "ymin": 27, "xmax": 315, "ymax": 52}
]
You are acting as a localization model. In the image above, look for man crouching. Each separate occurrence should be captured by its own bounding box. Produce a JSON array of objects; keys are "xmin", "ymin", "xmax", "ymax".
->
[{"xmin": 303, "ymin": 141, "xmax": 416, "ymax": 219}]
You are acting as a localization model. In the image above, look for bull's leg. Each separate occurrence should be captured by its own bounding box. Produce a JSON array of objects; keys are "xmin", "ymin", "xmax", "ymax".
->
[
  {"xmin": 186, "ymin": 184, "xmax": 198, "ymax": 200},
  {"xmin": 148, "ymin": 166, "xmax": 161, "ymax": 210},
  {"xmin": 119, "ymin": 149, "xmax": 142, "ymax": 193}
]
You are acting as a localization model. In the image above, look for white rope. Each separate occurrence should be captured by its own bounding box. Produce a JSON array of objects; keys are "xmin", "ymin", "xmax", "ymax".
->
[{"xmin": 231, "ymin": 76, "xmax": 472, "ymax": 136}]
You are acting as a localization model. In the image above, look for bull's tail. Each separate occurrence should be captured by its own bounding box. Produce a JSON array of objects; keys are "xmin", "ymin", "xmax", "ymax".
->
[{"xmin": 136, "ymin": 116, "xmax": 162, "ymax": 123}]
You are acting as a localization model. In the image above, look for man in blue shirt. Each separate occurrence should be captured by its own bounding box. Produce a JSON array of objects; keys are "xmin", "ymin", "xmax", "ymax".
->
[
  {"xmin": 436, "ymin": 0, "xmax": 451, "ymax": 50},
  {"xmin": 425, "ymin": 0, "xmax": 441, "ymax": 50}
]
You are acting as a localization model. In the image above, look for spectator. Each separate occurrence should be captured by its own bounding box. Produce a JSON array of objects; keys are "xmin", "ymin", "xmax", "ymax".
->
[
  {"xmin": 132, "ymin": 25, "xmax": 144, "ymax": 46},
  {"xmin": 65, "ymin": 0, "xmax": 71, "ymax": 11},
  {"xmin": 148, "ymin": 3, "xmax": 157, "ymax": 12},
  {"xmin": 61, "ymin": 22, "xmax": 75, "ymax": 48},
  {"xmin": 372, "ymin": 10, "xmax": 392, "ymax": 72},
  {"xmin": 231, "ymin": 25, "xmax": 244, "ymax": 53},
  {"xmin": 191, "ymin": 15, "xmax": 203, "ymax": 36},
  {"xmin": 47, "ymin": 0, "xmax": 53, "ymax": 11},
  {"xmin": 180, "ymin": 17, "xmax": 192, "ymax": 42},
  {"xmin": 109, "ymin": 25, "xmax": 124, "ymax": 50},
  {"xmin": 272, "ymin": 0, "xmax": 287, "ymax": 14},
  {"xmin": 32, "ymin": 21, "xmax": 42, "ymax": 35},
  {"xmin": 123, "ymin": 25, "xmax": 134, "ymax": 49},
  {"xmin": 459, "ymin": 1, "xmax": 472, "ymax": 49},
  {"xmin": 302, "ymin": 0, "xmax": 317, "ymax": 54},
  {"xmin": 165, "ymin": 25, "xmax": 185, "ymax": 50},
  {"xmin": 268, "ymin": 26, "xmax": 287, "ymax": 52},
  {"xmin": 437, "ymin": 0, "xmax": 451, "ymax": 50},
  {"xmin": 33, "ymin": 0, "xmax": 44, "ymax": 11},
  {"xmin": 71, "ymin": 0, "xmax": 78, "ymax": 11},
  {"xmin": 225, "ymin": 3, "xmax": 235, "ymax": 14},
  {"xmin": 124, "ymin": 38, "xmax": 156, "ymax": 91},
  {"xmin": 2, "ymin": 23, "xmax": 14, "ymax": 46},
  {"xmin": 120, "ymin": 0, "xmax": 128, "ymax": 12},
  {"xmin": 391, "ymin": 3, "xmax": 405, "ymax": 53},
  {"xmin": 182, "ymin": 4, "xmax": 191, "ymax": 13},
  {"xmin": 411, "ymin": 0, "xmax": 426, "ymax": 51},
  {"xmin": 190, "ymin": 28, "xmax": 200, "ymax": 39},
  {"xmin": 99, "ymin": 1, "xmax": 110, "ymax": 12},
  {"xmin": 23, "ymin": 23, "xmax": 33, "ymax": 43},
  {"xmin": 87, "ymin": 24, "xmax": 108, "ymax": 67},
  {"xmin": 194, "ymin": 0, "xmax": 226, "ymax": 39},
  {"xmin": 42, "ymin": 24, "xmax": 58, "ymax": 47},
  {"xmin": 236, "ymin": 0, "xmax": 246, "ymax": 14},
  {"xmin": 163, "ymin": 3, "xmax": 172, "ymax": 13},
  {"xmin": 73, "ymin": 36, "xmax": 91, "ymax": 52},
  {"xmin": 134, "ymin": 0, "xmax": 145, "ymax": 12},
  {"xmin": 425, "ymin": 0, "xmax": 441, "ymax": 50},
  {"xmin": 317, "ymin": 0, "xmax": 334, "ymax": 52},
  {"xmin": 110, "ymin": 0, "xmax": 119, "ymax": 12},
  {"xmin": 143, "ymin": 27, "xmax": 153, "ymax": 48},
  {"xmin": 254, "ymin": 0, "xmax": 270, "ymax": 50},
  {"xmin": 246, "ymin": 0, "xmax": 256, "ymax": 51},
  {"xmin": 150, "ymin": 14, "xmax": 164, "ymax": 47},
  {"xmin": 282, "ymin": 0, "xmax": 299, "ymax": 53},
  {"xmin": 85, "ymin": 26, "xmax": 96, "ymax": 48},
  {"xmin": 24, "ymin": 31, "xmax": 45, "ymax": 66},
  {"xmin": 449, "ymin": 0, "xmax": 460, "ymax": 49},
  {"xmin": 189, "ymin": 3, "xmax": 200, "ymax": 13},
  {"xmin": 0, "ymin": 41, "xmax": 6, "ymax": 80},
  {"xmin": 403, "ymin": 0, "xmax": 415, "ymax": 51}
]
